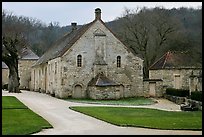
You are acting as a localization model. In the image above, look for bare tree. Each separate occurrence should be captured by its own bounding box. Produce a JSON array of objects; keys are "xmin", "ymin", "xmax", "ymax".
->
[
  {"xmin": 2, "ymin": 10, "xmax": 30, "ymax": 93},
  {"xmin": 118, "ymin": 7, "xmax": 181, "ymax": 78},
  {"xmin": 2, "ymin": 36, "xmax": 21, "ymax": 93}
]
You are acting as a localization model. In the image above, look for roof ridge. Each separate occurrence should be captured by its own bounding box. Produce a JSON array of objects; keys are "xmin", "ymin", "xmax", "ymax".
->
[
  {"xmin": 33, "ymin": 20, "xmax": 96, "ymax": 66},
  {"xmin": 162, "ymin": 51, "xmax": 170, "ymax": 69},
  {"xmin": 149, "ymin": 51, "xmax": 168, "ymax": 70},
  {"xmin": 59, "ymin": 20, "xmax": 96, "ymax": 57},
  {"xmin": 26, "ymin": 44, "xmax": 39, "ymax": 58}
]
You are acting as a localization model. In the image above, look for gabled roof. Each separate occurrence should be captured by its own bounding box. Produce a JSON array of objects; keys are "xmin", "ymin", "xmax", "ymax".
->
[
  {"xmin": 88, "ymin": 73, "xmax": 119, "ymax": 87},
  {"xmin": 2, "ymin": 46, "xmax": 39, "ymax": 69},
  {"xmin": 19, "ymin": 47, "xmax": 39, "ymax": 60},
  {"xmin": 33, "ymin": 9, "xmax": 142, "ymax": 67},
  {"xmin": 149, "ymin": 51, "xmax": 202, "ymax": 70},
  {"xmin": 33, "ymin": 20, "xmax": 96, "ymax": 67}
]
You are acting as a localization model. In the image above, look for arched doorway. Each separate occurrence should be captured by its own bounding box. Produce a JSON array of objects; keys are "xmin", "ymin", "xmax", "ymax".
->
[{"xmin": 73, "ymin": 85, "xmax": 83, "ymax": 98}]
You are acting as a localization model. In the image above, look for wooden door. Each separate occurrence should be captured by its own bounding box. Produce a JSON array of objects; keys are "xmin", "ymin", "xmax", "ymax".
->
[{"xmin": 149, "ymin": 82, "xmax": 156, "ymax": 97}]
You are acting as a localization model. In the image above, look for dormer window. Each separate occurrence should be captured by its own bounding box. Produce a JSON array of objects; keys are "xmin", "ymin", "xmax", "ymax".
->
[
  {"xmin": 77, "ymin": 55, "xmax": 82, "ymax": 67},
  {"xmin": 117, "ymin": 56, "xmax": 121, "ymax": 68}
]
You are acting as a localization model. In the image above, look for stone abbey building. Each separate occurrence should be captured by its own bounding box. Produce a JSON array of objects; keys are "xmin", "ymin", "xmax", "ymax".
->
[{"xmin": 30, "ymin": 8, "xmax": 144, "ymax": 99}]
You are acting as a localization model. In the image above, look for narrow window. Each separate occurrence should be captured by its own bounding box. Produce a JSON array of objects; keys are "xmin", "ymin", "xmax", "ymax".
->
[
  {"xmin": 77, "ymin": 55, "xmax": 82, "ymax": 67},
  {"xmin": 55, "ymin": 62, "xmax": 57, "ymax": 74},
  {"xmin": 117, "ymin": 56, "xmax": 121, "ymax": 67}
]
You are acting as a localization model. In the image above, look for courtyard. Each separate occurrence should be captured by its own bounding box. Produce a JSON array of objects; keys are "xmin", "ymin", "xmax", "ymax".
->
[{"xmin": 2, "ymin": 90, "xmax": 202, "ymax": 135}]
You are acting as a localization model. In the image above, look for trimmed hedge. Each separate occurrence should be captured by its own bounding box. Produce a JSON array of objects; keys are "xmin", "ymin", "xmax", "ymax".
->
[
  {"xmin": 166, "ymin": 88, "xmax": 189, "ymax": 97},
  {"xmin": 190, "ymin": 91, "xmax": 202, "ymax": 102}
]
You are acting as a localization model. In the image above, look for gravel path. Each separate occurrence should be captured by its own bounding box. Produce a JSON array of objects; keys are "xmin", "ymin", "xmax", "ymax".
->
[{"xmin": 2, "ymin": 90, "xmax": 202, "ymax": 135}]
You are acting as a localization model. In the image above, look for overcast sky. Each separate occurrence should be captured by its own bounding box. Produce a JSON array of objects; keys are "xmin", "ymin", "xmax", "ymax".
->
[{"xmin": 2, "ymin": 2, "xmax": 202, "ymax": 27}]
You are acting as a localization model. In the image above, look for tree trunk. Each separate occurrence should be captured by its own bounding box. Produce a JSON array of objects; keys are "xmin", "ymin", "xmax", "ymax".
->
[{"xmin": 7, "ymin": 61, "xmax": 21, "ymax": 93}]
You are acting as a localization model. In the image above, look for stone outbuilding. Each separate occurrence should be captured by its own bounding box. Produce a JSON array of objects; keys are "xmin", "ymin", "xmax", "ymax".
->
[
  {"xmin": 148, "ymin": 51, "xmax": 202, "ymax": 94},
  {"xmin": 2, "ymin": 47, "xmax": 39, "ymax": 90},
  {"xmin": 31, "ymin": 8, "xmax": 144, "ymax": 99}
]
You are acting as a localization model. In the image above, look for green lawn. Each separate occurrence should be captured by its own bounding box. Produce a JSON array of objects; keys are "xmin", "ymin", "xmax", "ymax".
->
[
  {"xmin": 70, "ymin": 106, "xmax": 202, "ymax": 130},
  {"xmin": 65, "ymin": 97, "xmax": 156, "ymax": 105},
  {"xmin": 2, "ymin": 96, "xmax": 52, "ymax": 135},
  {"xmin": 2, "ymin": 96, "xmax": 28, "ymax": 109}
]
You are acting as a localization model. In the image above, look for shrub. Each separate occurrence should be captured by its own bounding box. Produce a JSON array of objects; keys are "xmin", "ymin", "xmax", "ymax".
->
[
  {"xmin": 2, "ymin": 84, "xmax": 8, "ymax": 90},
  {"xmin": 166, "ymin": 88, "xmax": 189, "ymax": 97},
  {"xmin": 190, "ymin": 91, "xmax": 202, "ymax": 102}
]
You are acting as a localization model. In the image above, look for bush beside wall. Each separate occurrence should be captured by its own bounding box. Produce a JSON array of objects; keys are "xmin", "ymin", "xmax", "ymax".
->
[
  {"xmin": 190, "ymin": 91, "xmax": 202, "ymax": 102},
  {"xmin": 166, "ymin": 88, "xmax": 189, "ymax": 97}
]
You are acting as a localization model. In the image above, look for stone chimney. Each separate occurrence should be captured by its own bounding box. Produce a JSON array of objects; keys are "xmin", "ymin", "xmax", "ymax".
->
[
  {"xmin": 71, "ymin": 22, "xmax": 77, "ymax": 31},
  {"xmin": 95, "ymin": 8, "xmax": 101, "ymax": 20}
]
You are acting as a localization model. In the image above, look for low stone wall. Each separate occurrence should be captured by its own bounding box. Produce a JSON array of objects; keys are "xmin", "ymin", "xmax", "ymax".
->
[
  {"xmin": 88, "ymin": 85, "xmax": 120, "ymax": 100},
  {"xmin": 165, "ymin": 94, "xmax": 202, "ymax": 110},
  {"xmin": 143, "ymin": 79, "xmax": 163, "ymax": 97},
  {"xmin": 186, "ymin": 99, "xmax": 202, "ymax": 110},
  {"xmin": 164, "ymin": 94, "xmax": 186, "ymax": 105}
]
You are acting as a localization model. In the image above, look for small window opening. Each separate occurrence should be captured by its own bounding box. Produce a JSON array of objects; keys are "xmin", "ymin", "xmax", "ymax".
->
[{"xmin": 117, "ymin": 56, "xmax": 121, "ymax": 67}]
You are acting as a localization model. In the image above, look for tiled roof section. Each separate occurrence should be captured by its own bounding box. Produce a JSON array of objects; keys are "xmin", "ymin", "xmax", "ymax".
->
[
  {"xmin": 19, "ymin": 47, "xmax": 39, "ymax": 60},
  {"xmin": 2, "ymin": 62, "xmax": 8, "ymax": 69},
  {"xmin": 33, "ymin": 20, "xmax": 96, "ymax": 66},
  {"xmin": 88, "ymin": 73, "xmax": 119, "ymax": 87},
  {"xmin": 149, "ymin": 51, "xmax": 202, "ymax": 70}
]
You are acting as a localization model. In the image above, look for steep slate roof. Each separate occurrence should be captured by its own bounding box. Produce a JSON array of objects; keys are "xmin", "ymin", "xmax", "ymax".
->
[
  {"xmin": 149, "ymin": 51, "xmax": 202, "ymax": 70},
  {"xmin": 88, "ymin": 73, "xmax": 119, "ymax": 87},
  {"xmin": 2, "ymin": 46, "xmax": 39, "ymax": 69},
  {"xmin": 33, "ymin": 20, "xmax": 96, "ymax": 66},
  {"xmin": 33, "ymin": 15, "xmax": 141, "ymax": 67},
  {"xmin": 19, "ymin": 47, "xmax": 39, "ymax": 60}
]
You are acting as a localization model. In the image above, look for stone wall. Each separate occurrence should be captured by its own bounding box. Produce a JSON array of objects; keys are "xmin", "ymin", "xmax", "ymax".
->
[
  {"xmin": 164, "ymin": 94, "xmax": 186, "ymax": 105},
  {"xmin": 47, "ymin": 58, "xmax": 62, "ymax": 97},
  {"xmin": 149, "ymin": 68, "xmax": 202, "ymax": 90},
  {"xmin": 164, "ymin": 95, "xmax": 202, "ymax": 110},
  {"xmin": 143, "ymin": 80, "xmax": 163, "ymax": 97},
  {"xmin": 18, "ymin": 59, "xmax": 38, "ymax": 89},
  {"xmin": 189, "ymin": 75, "xmax": 202, "ymax": 92},
  {"xmin": 31, "ymin": 57, "xmax": 63, "ymax": 97},
  {"xmin": 186, "ymin": 98, "xmax": 202, "ymax": 110},
  {"xmin": 31, "ymin": 63, "xmax": 48, "ymax": 93},
  {"xmin": 88, "ymin": 85, "xmax": 121, "ymax": 99},
  {"xmin": 2, "ymin": 68, "xmax": 9, "ymax": 85},
  {"xmin": 2, "ymin": 60, "xmax": 37, "ymax": 89}
]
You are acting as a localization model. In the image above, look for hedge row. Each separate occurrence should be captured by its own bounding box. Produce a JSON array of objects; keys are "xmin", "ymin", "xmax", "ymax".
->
[
  {"xmin": 166, "ymin": 88, "xmax": 189, "ymax": 97},
  {"xmin": 190, "ymin": 91, "xmax": 202, "ymax": 102}
]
